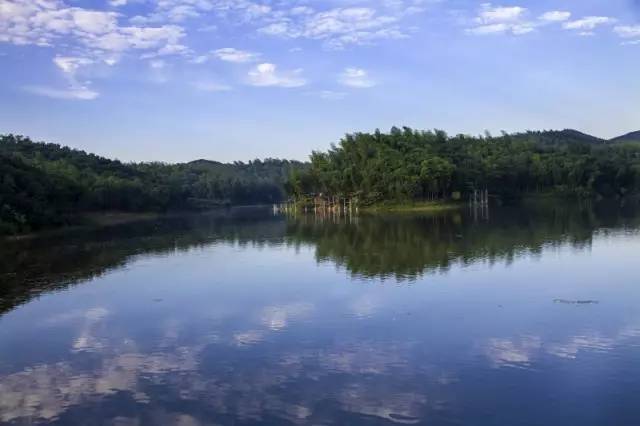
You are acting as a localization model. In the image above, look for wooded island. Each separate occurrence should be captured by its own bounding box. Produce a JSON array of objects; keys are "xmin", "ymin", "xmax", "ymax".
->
[{"xmin": 287, "ymin": 127, "xmax": 640, "ymax": 209}]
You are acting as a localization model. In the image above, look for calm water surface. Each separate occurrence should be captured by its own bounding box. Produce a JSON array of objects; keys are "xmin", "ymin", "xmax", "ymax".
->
[{"xmin": 1, "ymin": 202, "xmax": 640, "ymax": 425}]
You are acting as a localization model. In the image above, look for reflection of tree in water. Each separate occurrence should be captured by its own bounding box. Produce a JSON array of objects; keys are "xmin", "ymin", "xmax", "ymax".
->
[
  {"xmin": 1, "ymin": 201, "xmax": 640, "ymax": 425},
  {"xmin": 1, "ymin": 201, "xmax": 639, "ymax": 315},
  {"xmin": 0, "ymin": 207, "xmax": 288, "ymax": 315},
  {"xmin": 286, "ymin": 201, "xmax": 640, "ymax": 280}
]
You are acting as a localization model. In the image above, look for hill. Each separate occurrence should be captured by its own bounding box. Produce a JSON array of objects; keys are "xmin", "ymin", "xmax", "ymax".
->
[
  {"xmin": 510, "ymin": 129, "xmax": 605, "ymax": 145},
  {"xmin": 609, "ymin": 131, "xmax": 640, "ymax": 144},
  {"xmin": 186, "ymin": 158, "xmax": 301, "ymax": 182},
  {"xmin": 0, "ymin": 135, "xmax": 306, "ymax": 234}
]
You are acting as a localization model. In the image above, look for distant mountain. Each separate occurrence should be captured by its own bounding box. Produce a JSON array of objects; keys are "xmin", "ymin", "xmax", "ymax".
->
[
  {"xmin": 511, "ymin": 129, "xmax": 606, "ymax": 146},
  {"xmin": 554, "ymin": 129, "xmax": 606, "ymax": 144},
  {"xmin": 186, "ymin": 158, "xmax": 308, "ymax": 182},
  {"xmin": 609, "ymin": 131, "xmax": 640, "ymax": 144},
  {"xmin": 514, "ymin": 129, "xmax": 640, "ymax": 146}
]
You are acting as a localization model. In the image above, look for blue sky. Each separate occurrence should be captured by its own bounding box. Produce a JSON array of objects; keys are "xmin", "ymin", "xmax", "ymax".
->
[{"xmin": 1, "ymin": 0, "xmax": 639, "ymax": 162}]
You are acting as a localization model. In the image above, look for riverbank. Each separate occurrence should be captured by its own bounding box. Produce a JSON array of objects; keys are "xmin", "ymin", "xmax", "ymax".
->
[
  {"xmin": 1, "ymin": 205, "xmax": 280, "ymax": 240},
  {"xmin": 79, "ymin": 212, "xmax": 161, "ymax": 227},
  {"xmin": 1, "ymin": 211, "xmax": 162, "ymax": 241},
  {"xmin": 360, "ymin": 200, "xmax": 463, "ymax": 213}
]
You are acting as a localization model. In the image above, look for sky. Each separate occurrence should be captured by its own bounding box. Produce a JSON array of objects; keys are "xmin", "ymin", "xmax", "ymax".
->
[{"xmin": 0, "ymin": 0, "xmax": 639, "ymax": 163}]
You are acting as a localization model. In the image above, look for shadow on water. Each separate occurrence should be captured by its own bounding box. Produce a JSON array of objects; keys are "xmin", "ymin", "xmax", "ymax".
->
[{"xmin": 2, "ymin": 200, "xmax": 639, "ymax": 317}]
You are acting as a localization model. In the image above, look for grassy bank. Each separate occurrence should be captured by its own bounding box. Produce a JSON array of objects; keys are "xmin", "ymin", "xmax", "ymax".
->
[{"xmin": 360, "ymin": 200, "xmax": 463, "ymax": 213}]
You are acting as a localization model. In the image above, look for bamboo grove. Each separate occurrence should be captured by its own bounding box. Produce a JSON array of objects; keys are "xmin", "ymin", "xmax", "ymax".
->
[{"xmin": 286, "ymin": 127, "xmax": 640, "ymax": 206}]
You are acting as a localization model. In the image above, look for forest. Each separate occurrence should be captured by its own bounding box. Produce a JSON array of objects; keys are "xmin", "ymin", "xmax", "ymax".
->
[
  {"xmin": 287, "ymin": 127, "xmax": 640, "ymax": 206},
  {"xmin": 2, "ymin": 128, "xmax": 640, "ymax": 234},
  {"xmin": 0, "ymin": 135, "xmax": 305, "ymax": 234}
]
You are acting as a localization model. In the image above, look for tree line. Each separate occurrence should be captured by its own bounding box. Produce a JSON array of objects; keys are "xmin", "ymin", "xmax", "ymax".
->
[
  {"xmin": 287, "ymin": 127, "xmax": 640, "ymax": 206},
  {"xmin": 2, "ymin": 128, "xmax": 640, "ymax": 234},
  {"xmin": 0, "ymin": 135, "xmax": 305, "ymax": 234}
]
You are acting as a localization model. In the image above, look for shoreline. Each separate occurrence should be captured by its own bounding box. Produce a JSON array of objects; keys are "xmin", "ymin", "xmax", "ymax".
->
[
  {"xmin": 360, "ymin": 200, "xmax": 463, "ymax": 213},
  {"xmin": 1, "ymin": 205, "xmax": 279, "ymax": 240},
  {"xmin": 2, "ymin": 211, "xmax": 162, "ymax": 241}
]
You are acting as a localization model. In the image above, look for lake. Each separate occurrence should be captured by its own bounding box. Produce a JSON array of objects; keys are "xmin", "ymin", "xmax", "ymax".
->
[{"xmin": 1, "ymin": 201, "xmax": 640, "ymax": 425}]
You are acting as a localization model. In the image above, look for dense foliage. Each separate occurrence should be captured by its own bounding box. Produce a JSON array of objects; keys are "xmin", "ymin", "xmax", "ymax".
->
[
  {"xmin": 0, "ymin": 135, "xmax": 305, "ymax": 234},
  {"xmin": 288, "ymin": 127, "xmax": 640, "ymax": 205},
  {"xmin": 3, "ymin": 127, "xmax": 640, "ymax": 235}
]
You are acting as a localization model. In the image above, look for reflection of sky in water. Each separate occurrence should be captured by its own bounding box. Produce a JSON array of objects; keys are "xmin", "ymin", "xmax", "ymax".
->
[{"xmin": 1, "ymin": 225, "xmax": 640, "ymax": 424}]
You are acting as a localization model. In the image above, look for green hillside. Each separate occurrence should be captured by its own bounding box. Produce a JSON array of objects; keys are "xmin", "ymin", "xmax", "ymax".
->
[
  {"xmin": 609, "ymin": 131, "xmax": 640, "ymax": 145},
  {"xmin": 0, "ymin": 135, "xmax": 306, "ymax": 234}
]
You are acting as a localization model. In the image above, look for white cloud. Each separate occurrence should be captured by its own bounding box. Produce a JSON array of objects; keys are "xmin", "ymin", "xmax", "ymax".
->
[
  {"xmin": 339, "ymin": 68, "xmax": 376, "ymax": 88},
  {"xmin": 1, "ymin": 0, "xmax": 423, "ymax": 72},
  {"xmin": 259, "ymin": 22, "xmax": 291, "ymax": 36},
  {"xmin": 0, "ymin": 0, "xmax": 187, "ymax": 60},
  {"xmin": 563, "ymin": 16, "xmax": 616, "ymax": 31},
  {"xmin": 138, "ymin": 0, "xmax": 271, "ymax": 24},
  {"xmin": 247, "ymin": 63, "xmax": 307, "ymax": 88},
  {"xmin": 213, "ymin": 47, "xmax": 260, "ymax": 63},
  {"xmin": 72, "ymin": 10, "xmax": 118, "ymax": 34},
  {"xmin": 467, "ymin": 5, "xmax": 577, "ymax": 36},
  {"xmin": 243, "ymin": 3, "xmax": 271, "ymax": 20},
  {"xmin": 2, "ymin": 0, "xmax": 633, "ymax": 95},
  {"xmin": 476, "ymin": 4, "xmax": 527, "ymax": 24},
  {"xmin": 511, "ymin": 23, "xmax": 535, "ymax": 34},
  {"xmin": 53, "ymin": 56, "xmax": 93, "ymax": 74},
  {"xmin": 258, "ymin": 6, "xmax": 409, "ymax": 49},
  {"xmin": 614, "ymin": 25, "xmax": 640, "ymax": 39},
  {"xmin": 168, "ymin": 5, "xmax": 202, "ymax": 22},
  {"xmin": 290, "ymin": 6, "xmax": 314, "ymax": 16},
  {"xmin": 24, "ymin": 85, "xmax": 99, "ymax": 100},
  {"xmin": 539, "ymin": 11, "xmax": 571, "ymax": 23},
  {"xmin": 467, "ymin": 3, "xmax": 534, "ymax": 36},
  {"xmin": 467, "ymin": 23, "xmax": 508, "ymax": 35},
  {"xmin": 305, "ymin": 8, "xmax": 397, "ymax": 38},
  {"xmin": 117, "ymin": 26, "xmax": 185, "ymax": 51},
  {"xmin": 29, "ymin": 55, "xmax": 101, "ymax": 100}
]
